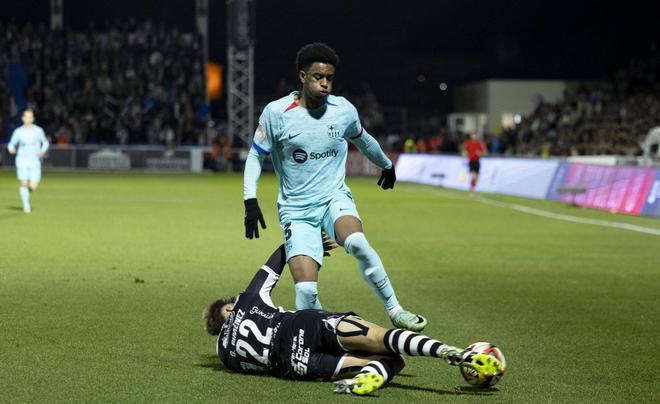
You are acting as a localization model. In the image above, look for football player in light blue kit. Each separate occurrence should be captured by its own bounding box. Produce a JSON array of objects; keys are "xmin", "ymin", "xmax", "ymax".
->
[
  {"xmin": 243, "ymin": 43, "xmax": 427, "ymax": 331},
  {"xmin": 8, "ymin": 109, "xmax": 49, "ymax": 213}
]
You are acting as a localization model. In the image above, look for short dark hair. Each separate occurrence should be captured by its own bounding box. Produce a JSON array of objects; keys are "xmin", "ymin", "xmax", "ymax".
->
[
  {"xmin": 203, "ymin": 295, "xmax": 236, "ymax": 336},
  {"xmin": 296, "ymin": 42, "xmax": 339, "ymax": 72}
]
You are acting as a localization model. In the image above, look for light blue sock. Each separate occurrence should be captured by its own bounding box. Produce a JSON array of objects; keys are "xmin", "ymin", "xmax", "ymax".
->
[
  {"xmin": 344, "ymin": 232, "xmax": 400, "ymax": 312},
  {"xmin": 295, "ymin": 281, "xmax": 322, "ymax": 310},
  {"xmin": 19, "ymin": 186, "xmax": 30, "ymax": 210}
]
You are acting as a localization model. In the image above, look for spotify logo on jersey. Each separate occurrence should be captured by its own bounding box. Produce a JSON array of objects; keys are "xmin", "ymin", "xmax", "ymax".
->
[{"xmin": 293, "ymin": 149, "xmax": 308, "ymax": 163}]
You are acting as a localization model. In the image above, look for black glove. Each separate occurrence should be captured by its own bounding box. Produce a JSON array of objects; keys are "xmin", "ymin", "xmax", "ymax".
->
[
  {"xmin": 244, "ymin": 198, "xmax": 266, "ymax": 239},
  {"xmin": 377, "ymin": 166, "xmax": 396, "ymax": 189}
]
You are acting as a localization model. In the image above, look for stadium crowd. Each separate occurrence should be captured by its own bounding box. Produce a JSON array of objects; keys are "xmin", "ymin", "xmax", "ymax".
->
[
  {"xmin": 498, "ymin": 47, "xmax": 660, "ymax": 157},
  {"xmin": 0, "ymin": 20, "xmax": 207, "ymax": 145},
  {"xmin": 3, "ymin": 20, "xmax": 658, "ymax": 158}
]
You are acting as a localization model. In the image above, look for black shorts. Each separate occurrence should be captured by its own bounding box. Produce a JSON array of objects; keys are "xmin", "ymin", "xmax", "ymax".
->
[
  {"xmin": 271, "ymin": 310, "xmax": 355, "ymax": 381},
  {"xmin": 468, "ymin": 160, "xmax": 480, "ymax": 173}
]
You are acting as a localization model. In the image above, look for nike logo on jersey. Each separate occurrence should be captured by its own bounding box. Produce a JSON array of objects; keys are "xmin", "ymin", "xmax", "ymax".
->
[{"xmin": 288, "ymin": 132, "xmax": 303, "ymax": 139}]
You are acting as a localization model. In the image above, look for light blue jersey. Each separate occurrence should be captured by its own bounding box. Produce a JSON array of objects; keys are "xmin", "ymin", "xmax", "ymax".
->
[
  {"xmin": 244, "ymin": 91, "xmax": 392, "ymax": 264},
  {"xmin": 249, "ymin": 92, "xmax": 389, "ymax": 208},
  {"xmin": 8, "ymin": 124, "xmax": 49, "ymax": 165}
]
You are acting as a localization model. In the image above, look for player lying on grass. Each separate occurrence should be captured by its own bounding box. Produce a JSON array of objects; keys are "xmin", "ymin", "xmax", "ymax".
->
[{"xmin": 203, "ymin": 240, "xmax": 503, "ymax": 395}]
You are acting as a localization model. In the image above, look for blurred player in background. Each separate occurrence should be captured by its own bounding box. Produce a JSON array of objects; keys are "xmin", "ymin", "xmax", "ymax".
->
[
  {"xmin": 204, "ymin": 242, "xmax": 502, "ymax": 396},
  {"xmin": 8, "ymin": 109, "xmax": 49, "ymax": 213},
  {"xmin": 242, "ymin": 42, "xmax": 426, "ymax": 331},
  {"xmin": 462, "ymin": 133, "xmax": 486, "ymax": 192}
]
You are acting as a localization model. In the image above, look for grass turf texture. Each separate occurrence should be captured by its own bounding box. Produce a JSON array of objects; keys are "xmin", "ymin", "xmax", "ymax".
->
[{"xmin": 1, "ymin": 171, "xmax": 659, "ymax": 402}]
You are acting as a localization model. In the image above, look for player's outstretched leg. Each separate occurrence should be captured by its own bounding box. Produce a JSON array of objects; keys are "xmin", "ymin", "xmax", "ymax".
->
[
  {"xmin": 383, "ymin": 329, "xmax": 502, "ymax": 378},
  {"xmin": 342, "ymin": 231, "xmax": 427, "ymax": 331},
  {"xmin": 336, "ymin": 316, "xmax": 503, "ymax": 379}
]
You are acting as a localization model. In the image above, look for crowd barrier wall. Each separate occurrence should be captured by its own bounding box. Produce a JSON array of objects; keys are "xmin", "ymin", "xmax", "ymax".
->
[
  {"xmin": 394, "ymin": 153, "xmax": 660, "ymax": 218},
  {"xmin": 0, "ymin": 145, "xmax": 209, "ymax": 173}
]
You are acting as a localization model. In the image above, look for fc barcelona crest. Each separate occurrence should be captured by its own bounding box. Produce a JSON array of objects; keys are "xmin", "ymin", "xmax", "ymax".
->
[{"xmin": 327, "ymin": 124, "xmax": 341, "ymax": 138}]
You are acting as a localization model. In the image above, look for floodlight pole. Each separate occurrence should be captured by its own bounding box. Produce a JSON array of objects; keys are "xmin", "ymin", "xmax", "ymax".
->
[
  {"xmin": 226, "ymin": 0, "xmax": 255, "ymax": 147},
  {"xmin": 196, "ymin": 0, "xmax": 210, "ymax": 105}
]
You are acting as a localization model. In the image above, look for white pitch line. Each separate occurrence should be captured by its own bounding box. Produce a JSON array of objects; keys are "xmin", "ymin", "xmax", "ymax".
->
[{"xmin": 477, "ymin": 196, "xmax": 660, "ymax": 237}]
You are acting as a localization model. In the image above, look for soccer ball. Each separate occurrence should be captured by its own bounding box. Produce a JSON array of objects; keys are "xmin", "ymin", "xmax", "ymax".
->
[{"xmin": 459, "ymin": 342, "xmax": 506, "ymax": 388}]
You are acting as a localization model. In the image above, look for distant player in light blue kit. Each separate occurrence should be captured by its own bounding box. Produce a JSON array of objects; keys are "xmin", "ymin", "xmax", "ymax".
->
[
  {"xmin": 8, "ymin": 108, "xmax": 49, "ymax": 213},
  {"xmin": 243, "ymin": 43, "xmax": 427, "ymax": 331}
]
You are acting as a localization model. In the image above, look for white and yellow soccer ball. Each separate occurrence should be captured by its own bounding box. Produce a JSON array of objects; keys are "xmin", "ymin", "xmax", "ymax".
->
[{"xmin": 459, "ymin": 342, "xmax": 506, "ymax": 388}]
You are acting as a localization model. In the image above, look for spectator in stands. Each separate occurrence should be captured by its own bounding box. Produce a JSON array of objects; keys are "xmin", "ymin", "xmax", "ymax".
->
[
  {"xmin": 403, "ymin": 137, "xmax": 416, "ymax": 153},
  {"xmin": 499, "ymin": 46, "xmax": 660, "ymax": 157},
  {"xmin": 415, "ymin": 138, "xmax": 429, "ymax": 153}
]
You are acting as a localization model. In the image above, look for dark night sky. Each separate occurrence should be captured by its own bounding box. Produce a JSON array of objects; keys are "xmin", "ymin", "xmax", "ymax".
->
[{"xmin": 3, "ymin": 0, "xmax": 660, "ymax": 108}]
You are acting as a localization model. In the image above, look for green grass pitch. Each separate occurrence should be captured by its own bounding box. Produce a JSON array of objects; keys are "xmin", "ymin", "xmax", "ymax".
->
[{"xmin": 1, "ymin": 171, "xmax": 659, "ymax": 402}]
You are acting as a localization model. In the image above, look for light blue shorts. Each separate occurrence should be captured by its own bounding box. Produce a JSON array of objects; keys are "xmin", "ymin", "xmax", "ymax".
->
[
  {"xmin": 278, "ymin": 191, "xmax": 361, "ymax": 266},
  {"xmin": 16, "ymin": 163, "xmax": 42, "ymax": 182}
]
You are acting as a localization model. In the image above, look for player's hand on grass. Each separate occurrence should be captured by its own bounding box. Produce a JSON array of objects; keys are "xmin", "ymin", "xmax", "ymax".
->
[
  {"xmin": 322, "ymin": 232, "xmax": 339, "ymax": 256},
  {"xmin": 244, "ymin": 198, "xmax": 266, "ymax": 239},
  {"xmin": 378, "ymin": 166, "xmax": 396, "ymax": 189}
]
